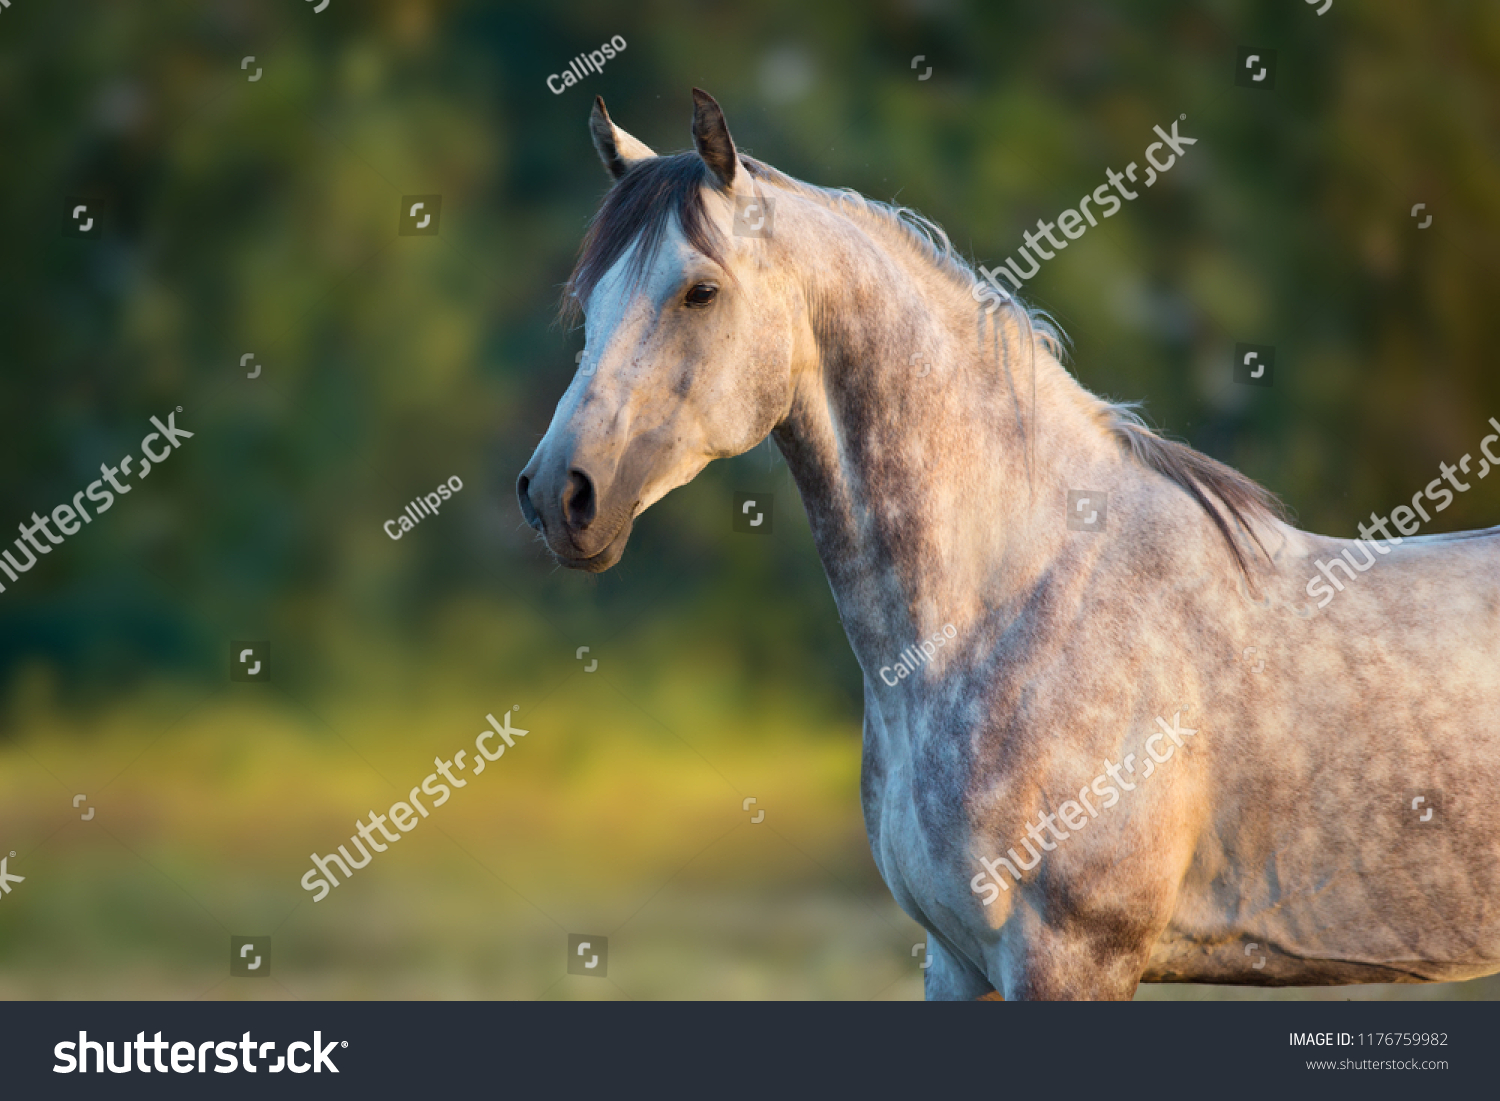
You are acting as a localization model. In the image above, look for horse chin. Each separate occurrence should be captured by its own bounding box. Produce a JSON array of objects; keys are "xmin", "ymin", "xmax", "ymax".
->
[{"xmin": 552, "ymin": 516, "xmax": 634, "ymax": 573}]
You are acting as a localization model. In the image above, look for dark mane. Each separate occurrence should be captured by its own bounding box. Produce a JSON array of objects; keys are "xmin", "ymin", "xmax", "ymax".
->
[
  {"xmin": 1107, "ymin": 406, "xmax": 1286, "ymax": 576},
  {"xmin": 562, "ymin": 153, "xmax": 727, "ymax": 323}
]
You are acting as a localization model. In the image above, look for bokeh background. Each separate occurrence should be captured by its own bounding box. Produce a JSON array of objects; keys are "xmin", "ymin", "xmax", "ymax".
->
[{"xmin": 2, "ymin": 0, "xmax": 1498, "ymax": 1000}]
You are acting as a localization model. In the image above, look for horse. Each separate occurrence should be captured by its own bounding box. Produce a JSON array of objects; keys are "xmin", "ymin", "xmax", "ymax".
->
[{"xmin": 517, "ymin": 89, "xmax": 1500, "ymax": 1000}]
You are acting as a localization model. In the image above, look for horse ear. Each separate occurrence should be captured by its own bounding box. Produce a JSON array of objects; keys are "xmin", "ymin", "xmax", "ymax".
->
[
  {"xmin": 690, "ymin": 88, "xmax": 740, "ymax": 190},
  {"xmin": 590, "ymin": 96, "xmax": 656, "ymax": 181}
]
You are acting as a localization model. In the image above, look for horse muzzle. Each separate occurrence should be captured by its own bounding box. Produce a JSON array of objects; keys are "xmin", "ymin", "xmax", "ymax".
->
[{"xmin": 516, "ymin": 461, "xmax": 636, "ymax": 572}]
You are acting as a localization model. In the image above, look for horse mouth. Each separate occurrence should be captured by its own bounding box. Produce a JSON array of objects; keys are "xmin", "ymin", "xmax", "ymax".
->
[{"xmin": 552, "ymin": 514, "xmax": 635, "ymax": 573}]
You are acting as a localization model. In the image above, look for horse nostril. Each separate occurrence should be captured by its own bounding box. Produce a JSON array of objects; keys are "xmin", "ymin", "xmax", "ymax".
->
[
  {"xmin": 516, "ymin": 474, "xmax": 543, "ymax": 531},
  {"xmin": 561, "ymin": 468, "xmax": 597, "ymax": 531}
]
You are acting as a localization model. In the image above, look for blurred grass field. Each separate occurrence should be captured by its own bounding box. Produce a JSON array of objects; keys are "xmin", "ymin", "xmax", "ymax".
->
[{"xmin": 0, "ymin": 595, "xmax": 932, "ymax": 1001}]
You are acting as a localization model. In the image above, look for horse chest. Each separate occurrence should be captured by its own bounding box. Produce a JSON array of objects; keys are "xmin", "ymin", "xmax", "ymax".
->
[{"xmin": 862, "ymin": 723, "xmax": 973, "ymax": 924}]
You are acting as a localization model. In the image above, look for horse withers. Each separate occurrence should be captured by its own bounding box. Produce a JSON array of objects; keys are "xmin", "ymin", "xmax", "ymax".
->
[{"xmin": 517, "ymin": 90, "xmax": 1500, "ymax": 1000}]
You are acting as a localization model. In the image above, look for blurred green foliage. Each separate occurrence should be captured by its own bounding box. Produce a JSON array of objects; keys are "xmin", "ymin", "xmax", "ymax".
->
[{"xmin": 0, "ymin": 0, "xmax": 1496, "ymax": 998}]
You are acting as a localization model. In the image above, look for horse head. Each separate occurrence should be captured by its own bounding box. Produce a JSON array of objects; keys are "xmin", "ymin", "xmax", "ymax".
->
[{"xmin": 518, "ymin": 90, "xmax": 798, "ymax": 571}]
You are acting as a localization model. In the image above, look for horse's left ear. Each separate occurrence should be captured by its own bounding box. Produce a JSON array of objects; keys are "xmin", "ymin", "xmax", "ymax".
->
[
  {"xmin": 691, "ymin": 88, "xmax": 741, "ymax": 191},
  {"xmin": 591, "ymin": 96, "xmax": 657, "ymax": 181}
]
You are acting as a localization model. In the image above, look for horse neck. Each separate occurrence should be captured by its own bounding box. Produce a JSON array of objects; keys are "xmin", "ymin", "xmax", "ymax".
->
[{"xmin": 769, "ymin": 204, "xmax": 1122, "ymax": 673}]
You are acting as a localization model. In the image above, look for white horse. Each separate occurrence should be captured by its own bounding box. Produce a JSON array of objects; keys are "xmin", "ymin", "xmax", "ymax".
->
[{"xmin": 518, "ymin": 90, "xmax": 1500, "ymax": 999}]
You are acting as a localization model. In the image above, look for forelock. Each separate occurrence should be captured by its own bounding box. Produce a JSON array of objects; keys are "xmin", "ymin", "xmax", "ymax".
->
[{"xmin": 562, "ymin": 153, "xmax": 731, "ymax": 323}]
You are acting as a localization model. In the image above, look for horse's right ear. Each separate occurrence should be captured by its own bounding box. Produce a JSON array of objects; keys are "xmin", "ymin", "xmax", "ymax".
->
[
  {"xmin": 590, "ymin": 96, "xmax": 656, "ymax": 181},
  {"xmin": 690, "ymin": 88, "xmax": 740, "ymax": 191}
]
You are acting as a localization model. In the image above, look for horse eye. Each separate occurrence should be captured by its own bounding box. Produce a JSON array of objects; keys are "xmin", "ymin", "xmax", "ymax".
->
[{"xmin": 684, "ymin": 283, "xmax": 718, "ymax": 308}]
